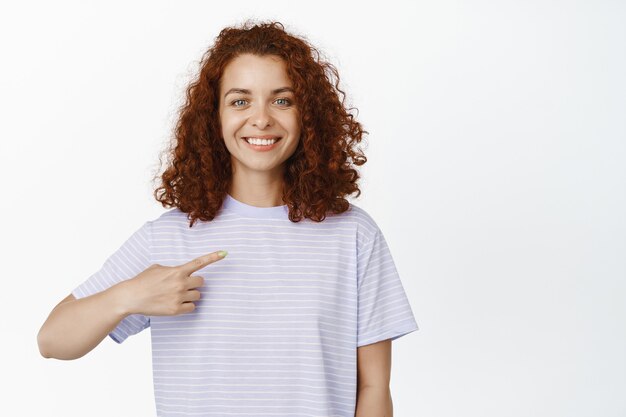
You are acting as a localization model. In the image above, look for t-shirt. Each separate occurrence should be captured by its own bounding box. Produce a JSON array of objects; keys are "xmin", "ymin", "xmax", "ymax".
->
[{"xmin": 72, "ymin": 193, "xmax": 419, "ymax": 417}]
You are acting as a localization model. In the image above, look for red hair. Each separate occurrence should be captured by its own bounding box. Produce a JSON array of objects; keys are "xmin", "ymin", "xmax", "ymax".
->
[{"xmin": 152, "ymin": 20, "xmax": 368, "ymax": 227}]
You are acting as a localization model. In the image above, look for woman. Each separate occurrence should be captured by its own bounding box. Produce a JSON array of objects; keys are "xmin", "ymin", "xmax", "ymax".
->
[{"xmin": 38, "ymin": 20, "xmax": 419, "ymax": 417}]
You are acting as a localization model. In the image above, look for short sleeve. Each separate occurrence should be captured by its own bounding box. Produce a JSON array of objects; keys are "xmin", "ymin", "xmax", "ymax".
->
[
  {"xmin": 356, "ymin": 226, "xmax": 419, "ymax": 347},
  {"xmin": 71, "ymin": 220, "xmax": 153, "ymax": 344}
]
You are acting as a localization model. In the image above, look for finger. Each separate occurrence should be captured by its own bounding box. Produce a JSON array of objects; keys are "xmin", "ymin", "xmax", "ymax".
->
[
  {"xmin": 178, "ymin": 302, "xmax": 196, "ymax": 314},
  {"xmin": 177, "ymin": 251, "xmax": 227, "ymax": 275},
  {"xmin": 186, "ymin": 276, "xmax": 205, "ymax": 290},
  {"xmin": 182, "ymin": 289, "xmax": 201, "ymax": 302}
]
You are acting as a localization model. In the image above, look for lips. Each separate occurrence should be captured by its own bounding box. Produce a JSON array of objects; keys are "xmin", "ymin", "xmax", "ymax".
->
[
  {"xmin": 242, "ymin": 135, "xmax": 282, "ymax": 140},
  {"xmin": 241, "ymin": 136, "xmax": 283, "ymax": 146},
  {"xmin": 241, "ymin": 135, "xmax": 282, "ymax": 151}
]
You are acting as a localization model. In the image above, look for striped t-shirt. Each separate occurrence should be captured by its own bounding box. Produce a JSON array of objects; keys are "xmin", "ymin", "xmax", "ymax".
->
[{"xmin": 72, "ymin": 193, "xmax": 419, "ymax": 416}]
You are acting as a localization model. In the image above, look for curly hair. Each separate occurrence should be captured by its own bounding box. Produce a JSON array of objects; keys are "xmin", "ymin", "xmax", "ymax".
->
[{"xmin": 151, "ymin": 19, "xmax": 368, "ymax": 227}]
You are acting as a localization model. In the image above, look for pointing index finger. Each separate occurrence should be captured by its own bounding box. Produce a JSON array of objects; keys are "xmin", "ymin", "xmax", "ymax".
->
[{"xmin": 178, "ymin": 251, "xmax": 227, "ymax": 274}]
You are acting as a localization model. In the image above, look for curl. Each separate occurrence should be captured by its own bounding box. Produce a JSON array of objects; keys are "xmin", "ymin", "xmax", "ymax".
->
[{"xmin": 151, "ymin": 19, "xmax": 368, "ymax": 227}]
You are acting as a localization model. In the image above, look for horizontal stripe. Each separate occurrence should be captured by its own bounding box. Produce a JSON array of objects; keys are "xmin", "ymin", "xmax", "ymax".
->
[{"xmin": 71, "ymin": 193, "xmax": 418, "ymax": 416}]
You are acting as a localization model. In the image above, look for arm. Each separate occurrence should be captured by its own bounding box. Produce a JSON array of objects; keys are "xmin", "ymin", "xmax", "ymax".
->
[
  {"xmin": 355, "ymin": 339, "xmax": 394, "ymax": 417},
  {"xmin": 38, "ymin": 251, "xmax": 223, "ymax": 360},
  {"xmin": 37, "ymin": 282, "xmax": 132, "ymax": 360}
]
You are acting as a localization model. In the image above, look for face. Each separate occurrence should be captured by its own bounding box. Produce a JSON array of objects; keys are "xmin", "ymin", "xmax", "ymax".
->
[{"xmin": 218, "ymin": 53, "xmax": 301, "ymax": 177}]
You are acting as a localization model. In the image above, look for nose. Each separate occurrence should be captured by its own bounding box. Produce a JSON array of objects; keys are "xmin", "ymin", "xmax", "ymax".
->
[{"xmin": 251, "ymin": 104, "xmax": 272, "ymax": 128}]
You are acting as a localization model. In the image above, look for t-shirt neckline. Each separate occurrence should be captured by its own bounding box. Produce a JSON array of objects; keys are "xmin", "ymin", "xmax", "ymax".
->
[{"xmin": 223, "ymin": 193, "xmax": 289, "ymax": 219}]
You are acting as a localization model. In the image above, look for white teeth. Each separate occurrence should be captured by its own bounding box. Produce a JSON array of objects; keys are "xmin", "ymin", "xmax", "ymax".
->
[{"xmin": 245, "ymin": 137, "xmax": 279, "ymax": 146}]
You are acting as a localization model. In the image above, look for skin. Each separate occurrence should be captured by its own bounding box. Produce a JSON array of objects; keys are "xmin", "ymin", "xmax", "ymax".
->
[
  {"xmin": 40, "ymin": 52, "xmax": 393, "ymax": 413},
  {"xmin": 356, "ymin": 339, "xmax": 394, "ymax": 416},
  {"xmin": 218, "ymin": 54, "xmax": 393, "ymax": 413},
  {"xmin": 218, "ymin": 53, "xmax": 301, "ymax": 208},
  {"xmin": 38, "ymin": 252, "xmax": 224, "ymax": 360}
]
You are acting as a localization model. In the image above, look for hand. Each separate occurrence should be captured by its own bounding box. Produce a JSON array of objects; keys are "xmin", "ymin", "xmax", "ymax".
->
[{"xmin": 117, "ymin": 251, "xmax": 227, "ymax": 316}]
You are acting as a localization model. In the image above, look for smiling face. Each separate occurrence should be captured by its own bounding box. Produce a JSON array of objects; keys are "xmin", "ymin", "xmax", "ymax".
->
[{"xmin": 218, "ymin": 53, "xmax": 301, "ymax": 180}]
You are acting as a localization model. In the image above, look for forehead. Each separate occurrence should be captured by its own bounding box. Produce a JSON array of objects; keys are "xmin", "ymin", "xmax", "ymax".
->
[{"xmin": 220, "ymin": 54, "xmax": 292, "ymax": 91}]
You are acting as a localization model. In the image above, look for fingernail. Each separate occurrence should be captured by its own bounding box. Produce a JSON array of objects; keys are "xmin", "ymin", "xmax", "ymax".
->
[{"xmin": 217, "ymin": 250, "xmax": 228, "ymax": 258}]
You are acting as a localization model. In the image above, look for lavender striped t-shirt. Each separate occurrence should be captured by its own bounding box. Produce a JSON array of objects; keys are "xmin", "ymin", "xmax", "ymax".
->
[{"xmin": 72, "ymin": 193, "xmax": 419, "ymax": 416}]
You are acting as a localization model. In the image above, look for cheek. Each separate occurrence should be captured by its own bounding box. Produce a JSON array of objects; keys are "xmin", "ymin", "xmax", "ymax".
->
[
  {"xmin": 284, "ymin": 114, "xmax": 301, "ymax": 134},
  {"xmin": 220, "ymin": 115, "xmax": 243, "ymax": 136}
]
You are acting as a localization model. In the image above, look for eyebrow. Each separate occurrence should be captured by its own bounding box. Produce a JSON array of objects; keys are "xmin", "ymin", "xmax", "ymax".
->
[{"xmin": 223, "ymin": 87, "xmax": 294, "ymax": 99}]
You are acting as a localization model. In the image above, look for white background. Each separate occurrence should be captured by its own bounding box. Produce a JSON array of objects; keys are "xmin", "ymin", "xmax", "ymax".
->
[{"xmin": 1, "ymin": 0, "xmax": 625, "ymax": 416}]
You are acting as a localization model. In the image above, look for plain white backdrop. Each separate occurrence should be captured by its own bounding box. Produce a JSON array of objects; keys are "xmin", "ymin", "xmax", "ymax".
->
[{"xmin": 1, "ymin": 0, "xmax": 624, "ymax": 416}]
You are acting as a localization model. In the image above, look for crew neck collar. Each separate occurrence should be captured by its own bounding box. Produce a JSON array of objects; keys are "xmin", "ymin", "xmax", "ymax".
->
[{"xmin": 223, "ymin": 193, "xmax": 289, "ymax": 219}]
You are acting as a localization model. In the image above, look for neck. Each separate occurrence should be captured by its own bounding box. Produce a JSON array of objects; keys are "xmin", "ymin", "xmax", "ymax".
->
[{"xmin": 229, "ymin": 165, "xmax": 285, "ymax": 208}]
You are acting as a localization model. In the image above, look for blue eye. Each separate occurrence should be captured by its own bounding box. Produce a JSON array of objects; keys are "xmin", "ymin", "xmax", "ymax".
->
[
  {"xmin": 275, "ymin": 98, "xmax": 292, "ymax": 106},
  {"xmin": 230, "ymin": 98, "xmax": 292, "ymax": 107}
]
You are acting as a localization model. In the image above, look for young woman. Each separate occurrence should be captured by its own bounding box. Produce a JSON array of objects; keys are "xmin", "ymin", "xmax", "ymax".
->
[{"xmin": 38, "ymin": 20, "xmax": 419, "ymax": 417}]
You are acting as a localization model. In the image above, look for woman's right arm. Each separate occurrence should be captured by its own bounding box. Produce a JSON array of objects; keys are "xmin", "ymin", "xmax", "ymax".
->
[
  {"xmin": 37, "ymin": 251, "xmax": 225, "ymax": 361},
  {"xmin": 37, "ymin": 281, "xmax": 132, "ymax": 360}
]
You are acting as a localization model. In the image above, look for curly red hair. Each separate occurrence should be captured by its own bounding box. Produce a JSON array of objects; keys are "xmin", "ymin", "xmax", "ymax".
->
[{"xmin": 152, "ymin": 20, "xmax": 368, "ymax": 227}]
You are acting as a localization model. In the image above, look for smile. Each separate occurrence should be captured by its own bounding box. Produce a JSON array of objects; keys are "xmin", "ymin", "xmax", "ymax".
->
[
  {"xmin": 244, "ymin": 137, "xmax": 281, "ymax": 145},
  {"xmin": 241, "ymin": 136, "xmax": 282, "ymax": 151}
]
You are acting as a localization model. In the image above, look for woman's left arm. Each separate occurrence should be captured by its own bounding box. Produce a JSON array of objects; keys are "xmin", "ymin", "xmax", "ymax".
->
[{"xmin": 355, "ymin": 339, "xmax": 393, "ymax": 417}]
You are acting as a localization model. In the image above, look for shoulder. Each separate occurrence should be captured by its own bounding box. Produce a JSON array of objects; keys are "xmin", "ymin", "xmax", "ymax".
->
[
  {"xmin": 150, "ymin": 207, "xmax": 191, "ymax": 223},
  {"xmin": 146, "ymin": 208, "xmax": 194, "ymax": 232},
  {"xmin": 335, "ymin": 201, "xmax": 382, "ymax": 246},
  {"xmin": 343, "ymin": 202, "xmax": 378, "ymax": 228}
]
